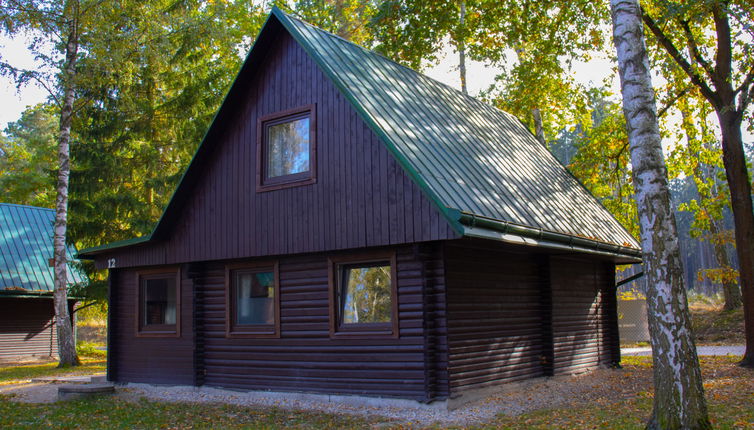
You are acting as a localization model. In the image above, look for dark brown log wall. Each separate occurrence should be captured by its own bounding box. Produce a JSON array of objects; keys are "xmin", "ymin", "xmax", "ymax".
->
[
  {"xmin": 444, "ymin": 240, "xmax": 546, "ymax": 393},
  {"xmin": 551, "ymin": 257, "xmax": 617, "ymax": 374},
  {"xmin": 108, "ymin": 268, "xmax": 195, "ymax": 384},
  {"xmin": 0, "ymin": 298, "xmax": 75, "ymax": 361},
  {"xmin": 95, "ymin": 27, "xmax": 456, "ymax": 270},
  {"xmin": 107, "ymin": 244, "xmax": 448, "ymax": 401},
  {"xmin": 196, "ymin": 244, "xmax": 444, "ymax": 401},
  {"xmin": 444, "ymin": 239, "xmax": 619, "ymax": 395}
]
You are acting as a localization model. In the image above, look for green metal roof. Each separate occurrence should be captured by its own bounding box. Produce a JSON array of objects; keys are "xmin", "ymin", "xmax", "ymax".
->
[
  {"xmin": 80, "ymin": 8, "xmax": 640, "ymax": 260},
  {"xmin": 0, "ymin": 203, "xmax": 88, "ymax": 293},
  {"xmin": 276, "ymin": 10, "xmax": 640, "ymax": 253}
]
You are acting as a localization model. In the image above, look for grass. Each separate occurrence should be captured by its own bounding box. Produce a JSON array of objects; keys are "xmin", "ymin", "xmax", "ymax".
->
[
  {"xmin": 0, "ymin": 396, "xmax": 382, "ymax": 429},
  {"xmin": 0, "ymin": 357, "xmax": 106, "ymax": 386},
  {"xmin": 1, "ymin": 356, "xmax": 751, "ymax": 429}
]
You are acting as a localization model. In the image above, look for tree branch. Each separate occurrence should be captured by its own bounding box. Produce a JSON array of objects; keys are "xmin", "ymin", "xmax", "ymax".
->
[
  {"xmin": 711, "ymin": 3, "xmax": 732, "ymax": 90},
  {"xmin": 679, "ymin": 19, "xmax": 716, "ymax": 82},
  {"xmin": 640, "ymin": 7, "xmax": 720, "ymax": 107},
  {"xmin": 658, "ymin": 86, "xmax": 691, "ymax": 118}
]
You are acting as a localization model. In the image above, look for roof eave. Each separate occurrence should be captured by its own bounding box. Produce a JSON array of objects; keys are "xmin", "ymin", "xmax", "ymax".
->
[
  {"xmin": 77, "ymin": 235, "xmax": 152, "ymax": 258},
  {"xmin": 453, "ymin": 210, "xmax": 642, "ymax": 263}
]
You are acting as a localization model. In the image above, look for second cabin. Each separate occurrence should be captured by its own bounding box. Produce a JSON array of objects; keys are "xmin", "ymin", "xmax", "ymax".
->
[{"xmin": 80, "ymin": 8, "xmax": 641, "ymax": 405}]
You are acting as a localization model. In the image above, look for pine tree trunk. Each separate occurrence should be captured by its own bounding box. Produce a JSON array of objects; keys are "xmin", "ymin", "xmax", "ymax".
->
[
  {"xmin": 532, "ymin": 107, "xmax": 546, "ymax": 146},
  {"xmin": 54, "ymin": 9, "xmax": 81, "ymax": 368},
  {"xmin": 458, "ymin": 1, "xmax": 468, "ymax": 95},
  {"xmin": 707, "ymin": 219, "xmax": 742, "ymax": 310},
  {"xmin": 610, "ymin": 0, "xmax": 709, "ymax": 428},
  {"xmin": 717, "ymin": 108, "xmax": 754, "ymax": 365}
]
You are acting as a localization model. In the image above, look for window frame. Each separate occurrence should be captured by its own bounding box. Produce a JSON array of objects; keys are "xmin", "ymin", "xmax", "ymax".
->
[
  {"xmin": 225, "ymin": 261, "xmax": 281, "ymax": 338},
  {"xmin": 135, "ymin": 267, "xmax": 181, "ymax": 338},
  {"xmin": 327, "ymin": 251, "xmax": 399, "ymax": 339},
  {"xmin": 256, "ymin": 104, "xmax": 317, "ymax": 192}
]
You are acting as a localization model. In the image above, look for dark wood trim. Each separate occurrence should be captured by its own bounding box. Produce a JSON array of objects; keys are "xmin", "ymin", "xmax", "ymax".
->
[
  {"xmin": 224, "ymin": 261, "xmax": 281, "ymax": 338},
  {"xmin": 327, "ymin": 251, "xmax": 399, "ymax": 339},
  {"xmin": 537, "ymin": 254, "xmax": 554, "ymax": 376},
  {"xmin": 135, "ymin": 267, "xmax": 181, "ymax": 338},
  {"xmin": 256, "ymin": 104, "xmax": 317, "ymax": 192},
  {"xmin": 106, "ymin": 271, "xmax": 115, "ymax": 382}
]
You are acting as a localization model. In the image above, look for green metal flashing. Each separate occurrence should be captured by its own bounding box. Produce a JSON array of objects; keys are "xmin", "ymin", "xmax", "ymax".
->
[
  {"xmin": 272, "ymin": 8, "xmax": 464, "ymax": 236},
  {"xmin": 77, "ymin": 235, "xmax": 151, "ymax": 257}
]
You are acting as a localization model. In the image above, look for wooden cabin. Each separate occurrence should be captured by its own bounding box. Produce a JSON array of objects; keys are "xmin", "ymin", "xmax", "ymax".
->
[
  {"xmin": 0, "ymin": 203, "xmax": 83, "ymax": 362},
  {"xmin": 80, "ymin": 8, "xmax": 641, "ymax": 404}
]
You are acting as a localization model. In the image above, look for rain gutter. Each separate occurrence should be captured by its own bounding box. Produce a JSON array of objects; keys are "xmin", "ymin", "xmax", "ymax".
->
[{"xmin": 453, "ymin": 210, "xmax": 642, "ymax": 262}]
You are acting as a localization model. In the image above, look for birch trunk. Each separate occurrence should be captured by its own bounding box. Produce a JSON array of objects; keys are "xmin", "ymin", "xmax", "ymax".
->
[
  {"xmin": 54, "ymin": 6, "xmax": 81, "ymax": 367},
  {"xmin": 610, "ymin": 0, "xmax": 709, "ymax": 428}
]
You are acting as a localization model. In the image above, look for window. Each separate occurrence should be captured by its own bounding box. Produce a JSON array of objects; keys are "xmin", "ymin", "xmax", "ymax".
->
[
  {"xmin": 257, "ymin": 105, "xmax": 316, "ymax": 191},
  {"xmin": 226, "ymin": 262, "xmax": 280, "ymax": 337},
  {"xmin": 137, "ymin": 269, "xmax": 180, "ymax": 337},
  {"xmin": 328, "ymin": 253, "xmax": 398, "ymax": 338}
]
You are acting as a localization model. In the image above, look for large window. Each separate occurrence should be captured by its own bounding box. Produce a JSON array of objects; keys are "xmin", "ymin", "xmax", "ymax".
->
[
  {"xmin": 137, "ymin": 269, "xmax": 180, "ymax": 337},
  {"xmin": 226, "ymin": 262, "xmax": 280, "ymax": 337},
  {"xmin": 257, "ymin": 105, "xmax": 316, "ymax": 191},
  {"xmin": 328, "ymin": 253, "xmax": 398, "ymax": 338}
]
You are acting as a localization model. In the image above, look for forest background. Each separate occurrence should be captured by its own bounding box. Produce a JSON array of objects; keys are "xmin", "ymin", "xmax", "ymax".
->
[{"xmin": 0, "ymin": 0, "xmax": 751, "ymax": 311}]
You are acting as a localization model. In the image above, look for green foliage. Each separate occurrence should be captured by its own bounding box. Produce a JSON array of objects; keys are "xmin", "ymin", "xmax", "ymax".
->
[
  {"xmin": 68, "ymin": 1, "xmax": 268, "ymax": 251},
  {"xmin": 0, "ymin": 103, "xmax": 58, "ymax": 207},
  {"xmin": 282, "ymin": 0, "xmax": 379, "ymax": 46},
  {"xmin": 75, "ymin": 341, "xmax": 107, "ymax": 359},
  {"xmin": 565, "ymin": 89, "xmax": 639, "ymax": 239}
]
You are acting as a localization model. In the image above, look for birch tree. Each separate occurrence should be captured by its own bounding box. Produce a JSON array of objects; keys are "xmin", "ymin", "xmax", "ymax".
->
[
  {"xmin": 610, "ymin": 0, "xmax": 710, "ymax": 428},
  {"xmin": 0, "ymin": 0, "xmax": 92, "ymax": 366}
]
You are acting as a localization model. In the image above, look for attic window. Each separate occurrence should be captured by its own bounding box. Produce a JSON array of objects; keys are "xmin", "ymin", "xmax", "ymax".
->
[{"xmin": 257, "ymin": 105, "xmax": 316, "ymax": 191}]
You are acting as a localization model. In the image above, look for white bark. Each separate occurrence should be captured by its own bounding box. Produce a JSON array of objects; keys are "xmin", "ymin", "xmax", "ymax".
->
[
  {"xmin": 54, "ymin": 4, "xmax": 81, "ymax": 367},
  {"xmin": 610, "ymin": 0, "xmax": 709, "ymax": 428}
]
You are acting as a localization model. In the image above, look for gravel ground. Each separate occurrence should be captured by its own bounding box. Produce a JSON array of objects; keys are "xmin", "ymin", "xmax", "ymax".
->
[
  {"xmin": 621, "ymin": 345, "xmax": 745, "ymax": 356},
  {"xmin": 113, "ymin": 367, "xmax": 645, "ymax": 426}
]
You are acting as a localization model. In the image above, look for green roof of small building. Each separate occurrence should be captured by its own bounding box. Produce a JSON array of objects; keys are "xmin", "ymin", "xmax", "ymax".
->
[
  {"xmin": 0, "ymin": 203, "xmax": 88, "ymax": 294},
  {"xmin": 80, "ymin": 8, "xmax": 640, "ymax": 261}
]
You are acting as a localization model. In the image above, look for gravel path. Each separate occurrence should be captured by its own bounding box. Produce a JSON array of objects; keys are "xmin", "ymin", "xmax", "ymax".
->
[{"xmin": 621, "ymin": 345, "xmax": 745, "ymax": 357}]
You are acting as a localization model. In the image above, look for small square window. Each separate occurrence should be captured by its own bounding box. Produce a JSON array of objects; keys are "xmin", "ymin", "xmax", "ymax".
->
[
  {"xmin": 226, "ymin": 263, "xmax": 280, "ymax": 337},
  {"xmin": 137, "ymin": 270, "xmax": 180, "ymax": 337},
  {"xmin": 328, "ymin": 253, "xmax": 398, "ymax": 338},
  {"xmin": 257, "ymin": 105, "xmax": 316, "ymax": 191}
]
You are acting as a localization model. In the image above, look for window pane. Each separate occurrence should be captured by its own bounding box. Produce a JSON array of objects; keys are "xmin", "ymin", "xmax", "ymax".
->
[
  {"xmin": 236, "ymin": 271, "xmax": 275, "ymax": 325},
  {"xmin": 143, "ymin": 277, "xmax": 176, "ymax": 326},
  {"xmin": 266, "ymin": 117, "xmax": 310, "ymax": 178},
  {"xmin": 340, "ymin": 264, "xmax": 391, "ymax": 324}
]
